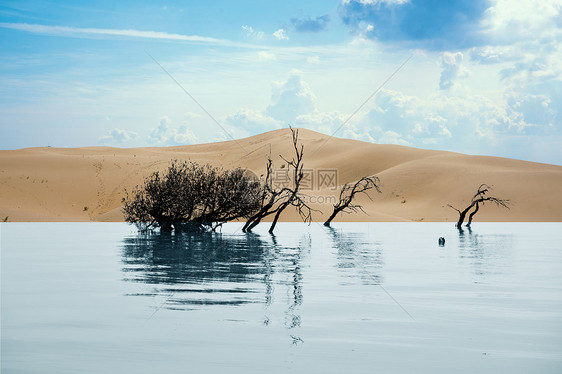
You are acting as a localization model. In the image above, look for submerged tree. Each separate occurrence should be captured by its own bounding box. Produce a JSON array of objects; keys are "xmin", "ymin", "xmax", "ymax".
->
[
  {"xmin": 243, "ymin": 127, "xmax": 316, "ymax": 234},
  {"xmin": 323, "ymin": 176, "xmax": 381, "ymax": 227},
  {"xmin": 122, "ymin": 161, "xmax": 262, "ymax": 232},
  {"xmin": 448, "ymin": 184, "xmax": 509, "ymax": 228}
]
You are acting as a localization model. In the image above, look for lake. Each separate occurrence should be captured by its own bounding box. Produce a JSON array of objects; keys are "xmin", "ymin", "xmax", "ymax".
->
[{"xmin": 1, "ymin": 222, "xmax": 561, "ymax": 373}]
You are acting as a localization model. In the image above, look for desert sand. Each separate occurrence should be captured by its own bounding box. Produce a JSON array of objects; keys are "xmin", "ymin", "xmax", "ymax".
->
[{"xmin": 1, "ymin": 128, "xmax": 561, "ymax": 223}]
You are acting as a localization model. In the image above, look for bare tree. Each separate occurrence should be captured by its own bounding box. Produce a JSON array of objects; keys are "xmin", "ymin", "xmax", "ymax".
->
[
  {"xmin": 242, "ymin": 157, "xmax": 283, "ymax": 232},
  {"xmin": 448, "ymin": 184, "xmax": 509, "ymax": 228},
  {"xmin": 243, "ymin": 127, "xmax": 316, "ymax": 234},
  {"xmin": 123, "ymin": 161, "xmax": 262, "ymax": 232},
  {"xmin": 323, "ymin": 176, "xmax": 381, "ymax": 227}
]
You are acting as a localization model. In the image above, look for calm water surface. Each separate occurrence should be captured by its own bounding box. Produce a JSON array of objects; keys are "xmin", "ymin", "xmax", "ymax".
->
[{"xmin": 1, "ymin": 222, "xmax": 561, "ymax": 373}]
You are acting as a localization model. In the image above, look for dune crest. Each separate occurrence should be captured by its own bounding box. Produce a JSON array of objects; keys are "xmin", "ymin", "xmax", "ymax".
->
[{"xmin": 1, "ymin": 128, "xmax": 561, "ymax": 222}]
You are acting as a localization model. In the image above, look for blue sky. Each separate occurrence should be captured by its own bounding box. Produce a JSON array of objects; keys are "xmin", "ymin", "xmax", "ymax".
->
[{"xmin": 1, "ymin": 0, "xmax": 561, "ymax": 165}]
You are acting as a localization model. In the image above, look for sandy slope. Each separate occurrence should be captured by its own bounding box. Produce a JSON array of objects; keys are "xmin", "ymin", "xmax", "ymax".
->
[{"xmin": 1, "ymin": 128, "xmax": 561, "ymax": 223}]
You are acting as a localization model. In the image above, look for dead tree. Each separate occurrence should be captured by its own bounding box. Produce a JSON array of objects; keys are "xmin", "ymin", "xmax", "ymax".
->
[
  {"xmin": 243, "ymin": 127, "xmax": 316, "ymax": 234},
  {"xmin": 123, "ymin": 161, "xmax": 261, "ymax": 232},
  {"xmin": 323, "ymin": 176, "xmax": 381, "ymax": 227},
  {"xmin": 242, "ymin": 157, "xmax": 284, "ymax": 232},
  {"xmin": 448, "ymin": 184, "xmax": 509, "ymax": 228}
]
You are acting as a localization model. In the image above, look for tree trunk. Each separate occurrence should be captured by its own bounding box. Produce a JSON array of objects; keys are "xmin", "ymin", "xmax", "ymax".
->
[
  {"xmin": 243, "ymin": 209, "xmax": 265, "ymax": 232},
  {"xmin": 456, "ymin": 201, "xmax": 476, "ymax": 228},
  {"xmin": 247, "ymin": 216, "xmax": 263, "ymax": 232},
  {"xmin": 268, "ymin": 203, "xmax": 287, "ymax": 234},
  {"xmin": 323, "ymin": 207, "xmax": 343, "ymax": 227},
  {"xmin": 466, "ymin": 202, "xmax": 479, "ymax": 226}
]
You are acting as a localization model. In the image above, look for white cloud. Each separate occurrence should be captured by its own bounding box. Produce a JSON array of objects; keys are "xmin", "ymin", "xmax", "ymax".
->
[
  {"xmin": 470, "ymin": 45, "xmax": 517, "ymax": 64},
  {"xmin": 439, "ymin": 52, "xmax": 469, "ymax": 90},
  {"xmin": 266, "ymin": 70, "xmax": 317, "ymax": 123},
  {"xmin": 241, "ymin": 25, "xmax": 265, "ymax": 39},
  {"xmin": 224, "ymin": 108, "xmax": 282, "ymax": 136},
  {"xmin": 505, "ymin": 93, "xmax": 557, "ymax": 132},
  {"xmin": 307, "ymin": 56, "xmax": 321, "ymax": 64},
  {"xmin": 293, "ymin": 111, "xmax": 348, "ymax": 137},
  {"xmin": 0, "ymin": 22, "xmax": 230, "ymax": 45},
  {"xmin": 379, "ymin": 130, "xmax": 410, "ymax": 145},
  {"xmin": 482, "ymin": 0, "xmax": 562, "ymax": 45},
  {"xmin": 171, "ymin": 125, "xmax": 198, "ymax": 145},
  {"xmin": 148, "ymin": 116, "xmax": 171, "ymax": 145},
  {"xmin": 439, "ymin": 125, "xmax": 453, "ymax": 138},
  {"xmin": 98, "ymin": 128, "xmax": 138, "ymax": 145},
  {"xmin": 147, "ymin": 116, "xmax": 198, "ymax": 145},
  {"xmin": 273, "ymin": 28, "xmax": 289, "ymax": 40},
  {"xmin": 222, "ymin": 72, "xmax": 349, "ymax": 141},
  {"xmin": 345, "ymin": 85, "xmax": 561, "ymax": 160},
  {"xmin": 258, "ymin": 51, "xmax": 276, "ymax": 61}
]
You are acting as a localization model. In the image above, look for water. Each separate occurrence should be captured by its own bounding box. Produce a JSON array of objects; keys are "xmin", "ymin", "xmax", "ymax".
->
[{"xmin": 1, "ymin": 222, "xmax": 561, "ymax": 373}]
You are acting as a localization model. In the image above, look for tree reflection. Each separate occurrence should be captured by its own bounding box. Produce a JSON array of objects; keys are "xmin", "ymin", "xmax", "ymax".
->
[
  {"xmin": 121, "ymin": 229, "xmax": 306, "ymax": 322},
  {"xmin": 265, "ymin": 233, "xmax": 305, "ymax": 331},
  {"xmin": 326, "ymin": 226, "xmax": 384, "ymax": 285},
  {"xmin": 457, "ymin": 226, "xmax": 512, "ymax": 281},
  {"xmin": 122, "ymin": 231, "xmax": 270, "ymax": 308}
]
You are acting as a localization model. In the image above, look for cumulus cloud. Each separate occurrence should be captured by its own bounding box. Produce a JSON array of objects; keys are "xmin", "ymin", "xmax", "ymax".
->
[
  {"xmin": 293, "ymin": 111, "xmax": 347, "ymax": 134},
  {"xmin": 291, "ymin": 15, "xmax": 330, "ymax": 32},
  {"xmin": 481, "ymin": 0, "xmax": 562, "ymax": 45},
  {"xmin": 339, "ymin": 0, "xmax": 489, "ymax": 49},
  {"xmin": 148, "ymin": 116, "xmax": 171, "ymax": 144},
  {"xmin": 346, "ymin": 85, "xmax": 561, "ymax": 161},
  {"xmin": 171, "ymin": 125, "xmax": 198, "ymax": 145},
  {"xmin": 505, "ymin": 93, "xmax": 557, "ymax": 133},
  {"xmin": 266, "ymin": 70, "xmax": 317, "ymax": 123},
  {"xmin": 439, "ymin": 51, "xmax": 469, "ymax": 89},
  {"xmin": 147, "ymin": 116, "xmax": 198, "ymax": 145},
  {"xmin": 215, "ymin": 63, "xmax": 559, "ymax": 163},
  {"xmin": 98, "ymin": 128, "xmax": 138, "ymax": 145},
  {"xmin": 273, "ymin": 28, "xmax": 289, "ymax": 40},
  {"xmin": 467, "ymin": 1, "xmax": 561, "ymax": 157},
  {"xmin": 222, "ymin": 72, "xmax": 348, "ymax": 140},
  {"xmin": 224, "ymin": 109, "xmax": 282, "ymax": 136}
]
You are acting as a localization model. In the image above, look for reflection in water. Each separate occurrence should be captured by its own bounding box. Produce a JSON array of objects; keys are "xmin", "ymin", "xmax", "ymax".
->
[
  {"xmin": 457, "ymin": 227, "xmax": 512, "ymax": 282},
  {"xmin": 121, "ymin": 230, "xmax": 305, "ymax": 329},
  {"xmin": 122, "ymin": 232, "xmax": 267, "ymax": 308},
  {"xmin": 282, "ymin": 235, "xmax": 304, "ymax": 330},
  {"xmin": 326, "ymin": 227, "xmax": 384, "ymax": 285}
]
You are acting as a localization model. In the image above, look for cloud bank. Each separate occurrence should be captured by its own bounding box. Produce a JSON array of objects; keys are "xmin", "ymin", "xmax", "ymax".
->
[{"xmin": 339, "ymin": 0, "xmax": 489, "ymax": 49}]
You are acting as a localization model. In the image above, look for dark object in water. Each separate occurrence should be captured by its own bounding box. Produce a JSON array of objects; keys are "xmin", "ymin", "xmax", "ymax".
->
[{"xmin": 438, "ymin": 237, "xmax": 446, "ymax": 246}]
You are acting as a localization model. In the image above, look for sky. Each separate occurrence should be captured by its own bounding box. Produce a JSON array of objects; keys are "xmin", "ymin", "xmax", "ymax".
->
[{"xmin": 1, "ymin": 0, "xmax": 561, "ymax": 165}]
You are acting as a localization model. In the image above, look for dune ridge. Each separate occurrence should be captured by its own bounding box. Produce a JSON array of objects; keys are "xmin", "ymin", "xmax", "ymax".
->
[{"xmin": 1, "ymin": 128, "xmax": 561, "ymax": 223}]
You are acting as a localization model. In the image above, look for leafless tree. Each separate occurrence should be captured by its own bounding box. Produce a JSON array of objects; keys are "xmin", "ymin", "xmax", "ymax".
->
[
  {"xmin": 448, "ymin": 184, "xmax": 509, "ymax": 228},
  {"xmin": 243, "ymin": 127, "xmax": 317, "ymax": 234},
  {"xmin": 123, "ymin": 161, "xmax": 262, "ymax": 232},
  {"xmin": 242, "ymin": 157, "xmax": 284, "ymax": 232},
  {"xmin": 323, "ymin": 176, "xmax": 381, "ymax": 227}
]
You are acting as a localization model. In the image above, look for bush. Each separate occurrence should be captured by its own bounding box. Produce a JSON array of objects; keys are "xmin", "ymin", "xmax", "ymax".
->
[{"xmin": 122, "ymin": 161, "xmax": 262, "ymax": 232}]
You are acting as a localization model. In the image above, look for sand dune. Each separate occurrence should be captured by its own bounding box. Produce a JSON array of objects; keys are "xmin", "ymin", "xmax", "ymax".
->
[{"xmin": 1, "ymin": 128, "xmax": 561, "ymax": 223}]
